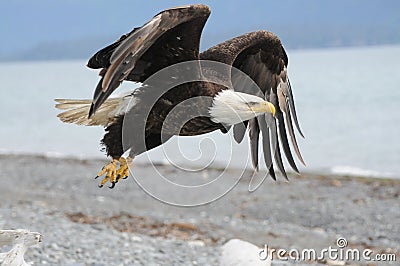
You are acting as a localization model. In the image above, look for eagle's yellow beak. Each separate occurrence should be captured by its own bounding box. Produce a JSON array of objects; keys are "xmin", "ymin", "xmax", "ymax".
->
[{"xmin": 250, "ymin": 101, "xmax": 276, "ymax": 116}]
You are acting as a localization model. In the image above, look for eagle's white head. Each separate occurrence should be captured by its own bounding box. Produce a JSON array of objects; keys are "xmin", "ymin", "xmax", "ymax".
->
[{"xmin": 209, "ymin": 90, "xmax": 276, "ymax": 125}]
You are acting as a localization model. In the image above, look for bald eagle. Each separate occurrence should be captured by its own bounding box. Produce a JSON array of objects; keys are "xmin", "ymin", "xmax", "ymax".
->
[{"xmin": 55, "ymin": 4, "xmax": 304, "ymax": 188}]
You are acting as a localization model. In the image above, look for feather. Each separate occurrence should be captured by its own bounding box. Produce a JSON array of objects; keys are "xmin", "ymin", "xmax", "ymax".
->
[
  {"xmin": 86, "ymin": 27, "xmax": 140, "ymax": 69},
  {"xmin": 89, "ymin": 5, "xmax": 211, "ymax": 117},
  {"xmin": 265, "ymin": 113, "xmax": 288, "ymax": 180},
  {"xmin": 276, "ymin": 111, "xmax": 299, "ymax": 173},
  {"xmin": 285, "ymin": 103, "xmax": 306, "ymax": 165},
  {"xmin": 233, "ymin": 121, "xmax": 247, "ymax": 143},
  {"xmin": 287, "ymin": 79, "xmax": 304, "ymax": 138},
  {"xmin": 56, "ymin": 97, "xmax": 129, "ymax": 126},
  {"xmin": 248, "ymin": 118, "xmax": 260, "ymax": 171},
  {"xmin": 257, "ymin": 115, "xmax": 276, "ymax": 180}
]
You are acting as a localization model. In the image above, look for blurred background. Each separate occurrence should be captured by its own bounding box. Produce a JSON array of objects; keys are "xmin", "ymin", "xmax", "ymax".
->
[{"xmin": 0, "ymin": 0, "xmax": 399, "ymax": 178}]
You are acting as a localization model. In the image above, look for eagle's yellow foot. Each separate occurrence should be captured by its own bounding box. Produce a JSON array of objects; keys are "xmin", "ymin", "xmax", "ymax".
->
[
  {"xmin": 116, "ymin": 157, "xmax": 133, "ymax": 182},
  {"xmin": 95, "ymin": 159, "xmax": 118, "ymax": 188},
  {"xmin": 95, "ymin": 157, "xmax": 133, "ymax": 189}
]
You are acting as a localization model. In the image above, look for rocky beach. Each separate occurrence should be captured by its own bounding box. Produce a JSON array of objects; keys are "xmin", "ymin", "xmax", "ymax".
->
[{"xmin": 0, "ymin": 154, "xmax": 398, "ymax": 265}]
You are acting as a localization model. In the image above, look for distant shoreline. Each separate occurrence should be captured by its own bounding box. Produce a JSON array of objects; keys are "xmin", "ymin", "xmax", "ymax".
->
[{"xmin": 1, "ymin": 43, "xmax": 400, "ymax": 63}]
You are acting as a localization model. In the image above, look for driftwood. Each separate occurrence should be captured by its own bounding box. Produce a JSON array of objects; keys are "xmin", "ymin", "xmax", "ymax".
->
[{"xmin": 0, "ymin": 230, "xmax": 42, "ymax": 266}]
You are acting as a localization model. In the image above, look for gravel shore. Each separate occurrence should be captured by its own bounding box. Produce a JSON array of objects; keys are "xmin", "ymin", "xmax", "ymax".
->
[{"xmin": 0, "ymin": 154, "xmax": 398, "ymax": 265}]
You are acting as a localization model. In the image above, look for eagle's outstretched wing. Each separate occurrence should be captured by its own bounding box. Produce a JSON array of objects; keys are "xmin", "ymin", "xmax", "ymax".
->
[
  {"xmin": 87, "ymin": 4, "xmax": 211, "ymax": 117},
  {"xmin": 201, "ymin": 31, "xmax": 305, "ymax": 179}
]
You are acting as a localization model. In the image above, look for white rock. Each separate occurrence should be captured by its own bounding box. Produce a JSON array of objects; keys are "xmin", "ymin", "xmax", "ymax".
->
[
  {"xmin": 131, "ymin": 235, "xmax": 142, "ymax": 242},
  {"xmin": 220, "ymin": 239, "xmax": 271, "ymax": 266},
  {"xmin": 0, "ymin": 229, "xmax": 42, "ymax": 266},
  {"xmin": 188, "ymin": 240, "xmax": 205, "ymax": 248}
]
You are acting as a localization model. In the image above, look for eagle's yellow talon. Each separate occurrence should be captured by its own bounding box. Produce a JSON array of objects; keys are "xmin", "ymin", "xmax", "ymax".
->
[
  {"xmin": 96, "ymin": 159, "xmax": 118, "ymax": 188},
  {"xmin": 116, "ymin": 157, "xmax": 132, "ymax": 181},
  {"xmin": 96, "ymin": 157, "xmax": 133, "ymax": 188},
  {"xmin": 109, "ymin": 182, "xmax": 116, "ymax": 189}
]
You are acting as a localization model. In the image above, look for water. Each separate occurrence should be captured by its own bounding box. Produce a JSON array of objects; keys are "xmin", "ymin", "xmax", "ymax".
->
[{"xmin": 0, "ymin": 45, "xmax": 399, "ymax": 178}]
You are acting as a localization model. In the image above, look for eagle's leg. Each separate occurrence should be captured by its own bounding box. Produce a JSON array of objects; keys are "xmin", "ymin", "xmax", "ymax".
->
[
  {"xmin": 116, "ymin": 156, "xmax": 133, "ymax": 182},
  {"xmin": 95, "ymin": 159, "xmax": 118, "ymax": 188}
]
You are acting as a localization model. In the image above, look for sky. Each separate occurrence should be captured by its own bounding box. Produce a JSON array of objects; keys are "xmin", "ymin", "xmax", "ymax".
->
[{"xmin": 1, "ymin": 0, "xmax": 399, "ymax": 59}]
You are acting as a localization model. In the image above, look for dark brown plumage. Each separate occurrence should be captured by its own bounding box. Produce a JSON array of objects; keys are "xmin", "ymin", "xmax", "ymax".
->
[{"xmin": 57, "ymin": 4, "xmax": 304, "ymax": 181}]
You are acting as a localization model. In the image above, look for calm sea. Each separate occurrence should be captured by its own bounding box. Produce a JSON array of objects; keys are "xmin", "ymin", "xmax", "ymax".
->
[{"xmin": 0, "ymin": 45, "xmax": 399, "ymax": 178}]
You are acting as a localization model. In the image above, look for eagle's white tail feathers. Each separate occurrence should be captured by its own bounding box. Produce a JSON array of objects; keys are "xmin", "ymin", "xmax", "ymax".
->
[{"xmin": 55, "ymin": 97, "xmax": 128, "ymax": 126}]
